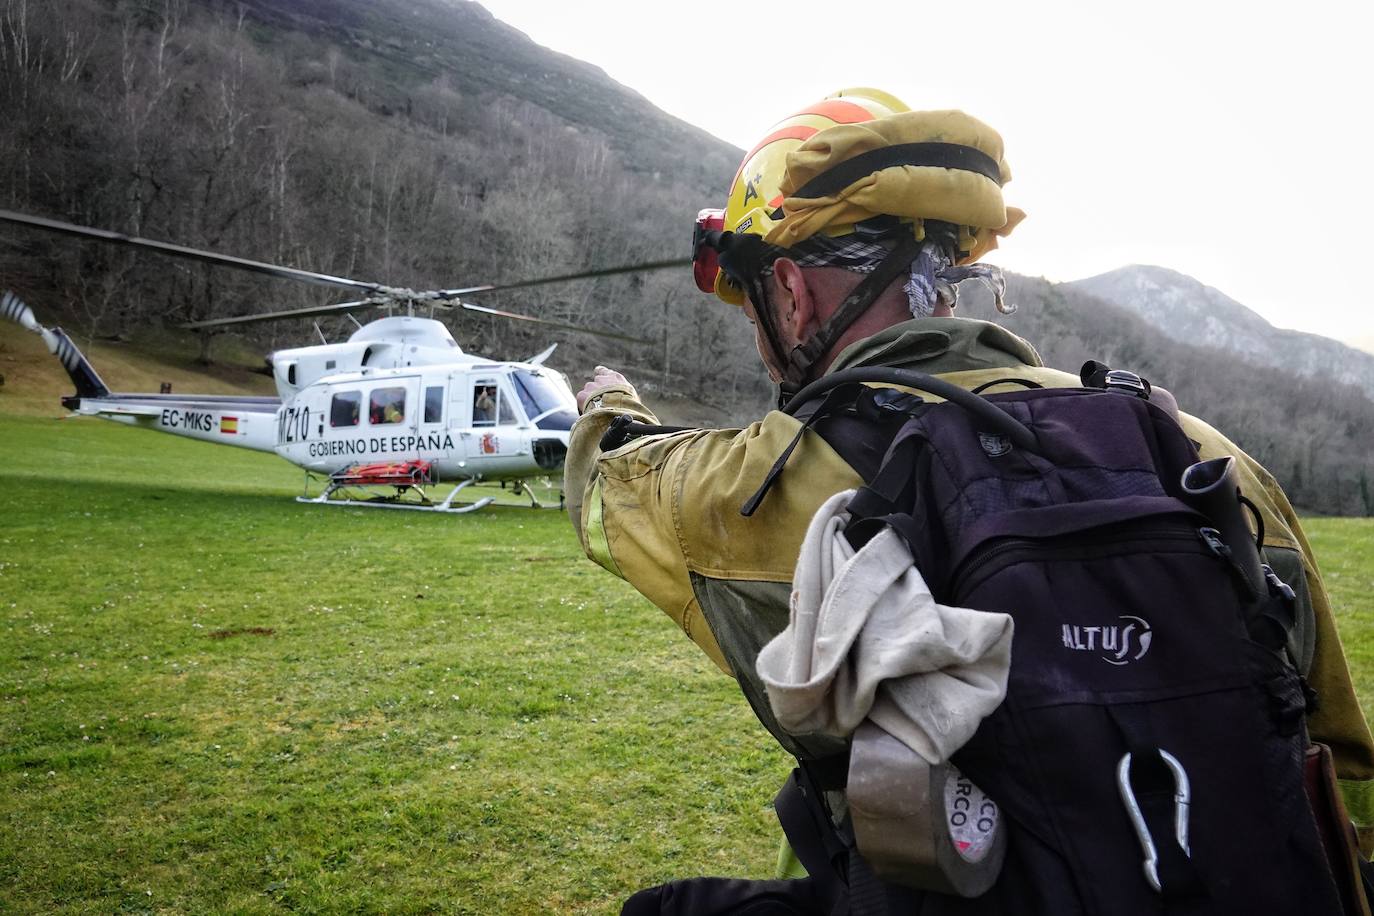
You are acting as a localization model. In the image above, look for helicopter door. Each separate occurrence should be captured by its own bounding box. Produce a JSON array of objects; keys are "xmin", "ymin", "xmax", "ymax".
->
[
  {"xmin": 462, "ymin": 375, "xmax": 523, "ymax": 474},
  {"xmin": 365, "ymin": 379, "xmax": 420, "ymax": 455},
  {"xmin": 418, "ymin": 381, "xmax": 450, "ymax": 456}
]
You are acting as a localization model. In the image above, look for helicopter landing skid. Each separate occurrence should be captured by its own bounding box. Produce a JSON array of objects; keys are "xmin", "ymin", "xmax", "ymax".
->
[
  {"xmin": 509, "ymin": 479, "xmax": 563, "ymax": 510},
  {"xmin": 297, "ymin": 476, "xmax": 496, "ymax": 514}
]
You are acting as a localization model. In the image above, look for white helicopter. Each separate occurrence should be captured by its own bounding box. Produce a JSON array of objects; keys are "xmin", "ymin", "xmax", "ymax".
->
[{"xmin": 1, "ymin": 210, "xmax": 678, "ymax": 513}]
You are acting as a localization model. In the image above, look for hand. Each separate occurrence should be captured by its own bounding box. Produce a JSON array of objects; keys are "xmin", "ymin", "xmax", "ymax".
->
[{"xmin": 576, "ymin": 365, "xmax": 630, "ymax": 411}]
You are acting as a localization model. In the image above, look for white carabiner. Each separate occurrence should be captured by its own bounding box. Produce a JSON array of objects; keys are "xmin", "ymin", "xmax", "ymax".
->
[{"xmin": 1116, "ymin": 749, "xmax": 1191, "ymax": 892}]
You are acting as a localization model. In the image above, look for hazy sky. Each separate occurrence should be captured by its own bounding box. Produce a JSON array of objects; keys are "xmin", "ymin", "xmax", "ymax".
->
[{"xmin": 476, "ymin": 0, "xmax": 1373, "ymax": 346}]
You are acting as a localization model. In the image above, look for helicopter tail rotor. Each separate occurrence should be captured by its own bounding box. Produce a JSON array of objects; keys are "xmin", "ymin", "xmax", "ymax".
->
[
  {"xmin": 1, "ymin": 289, "xmax": 42, "ymax": 332},
  {"xmin": 1, "ymin": 289, "xmax": 111, "ymax": 398}
]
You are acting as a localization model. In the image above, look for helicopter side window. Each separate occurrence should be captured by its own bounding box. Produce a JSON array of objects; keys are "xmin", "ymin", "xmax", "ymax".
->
[
  {"xmin": 331, "ymin": 390, "xmax": 361, "ymax": 428},
  {"xmin": 472, "ymin": 380, "xmax": 498, "ymax": 426},
  {"xmin": 497, "ymin": 388, "xmax": 517, "ymax": 425},
  {"xmin": 424, "ymin": 386, "xmax": 444, "ymax": 424},
  {"xmin": 369, "ymin": 387, "xmax": 407, "ymax": 425}
]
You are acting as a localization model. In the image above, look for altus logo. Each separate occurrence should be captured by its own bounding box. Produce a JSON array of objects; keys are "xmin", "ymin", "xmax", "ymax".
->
[{"xmin": 1061, "ymin": 615, "xmax": 1152, "ymax": 665}]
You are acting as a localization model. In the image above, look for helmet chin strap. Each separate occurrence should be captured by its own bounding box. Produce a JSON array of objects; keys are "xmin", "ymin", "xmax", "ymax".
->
[{"xmin": 766, "ymin": 235, "xmax": 925, "ymax": 408}]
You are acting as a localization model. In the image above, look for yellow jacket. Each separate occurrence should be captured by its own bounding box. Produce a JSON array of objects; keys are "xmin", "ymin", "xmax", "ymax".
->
[{"xmin": 566, "ymin": 317, "xmax": 1374, "ymax": 851}]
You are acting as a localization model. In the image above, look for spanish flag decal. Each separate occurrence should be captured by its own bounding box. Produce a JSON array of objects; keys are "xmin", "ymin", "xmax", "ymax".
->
[{"xmin": 220, "ymin": 416, "xmax": 238, "ymax": 434}]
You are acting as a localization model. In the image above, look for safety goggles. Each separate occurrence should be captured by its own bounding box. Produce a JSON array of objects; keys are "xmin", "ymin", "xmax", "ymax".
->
[
  {"xmin": 694, "ymin": 208, "xmax": 918, "ymax": 295},
  {"xmin": 691, "ymin": 208, "xmax": 727, "ymax": 294}
]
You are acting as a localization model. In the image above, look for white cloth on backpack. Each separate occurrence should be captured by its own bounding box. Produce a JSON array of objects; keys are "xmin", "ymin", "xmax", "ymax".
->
[{"xmin": 756, "ymin": 488, "xmax": 1014, "ymax": 765}]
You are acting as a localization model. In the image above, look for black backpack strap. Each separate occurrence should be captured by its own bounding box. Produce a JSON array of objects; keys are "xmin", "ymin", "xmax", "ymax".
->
[
  {"xmin": 783, "ymin": 368, "xmax": 1037, "ymax": 452},
  {"xmin": 843, "ymin": 434, "xmax": 930, "ymax": 553},
  {"xmin": 748, "ymin": 366, "xmax": 1040, "ymax": 518},
  {"xmin": 775, "ymin": 769, "xmax": 850, "ymax": 886},
  {"xmin": 775, "ymin": 766, "xmax": 913, "ymax": 916},
  {"xmin": 621, "ymin": 875, "xmax": 835, "ymax": 915}
]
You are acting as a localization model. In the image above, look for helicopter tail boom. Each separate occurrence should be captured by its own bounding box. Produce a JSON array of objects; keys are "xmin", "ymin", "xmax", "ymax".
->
[
  {"xmin": 64, "ymin": 393, "xmax": 281, "ymax": 452},
  {"xmin": 3, "ymin": 290, "xmax": 279, "ymax": 451}
]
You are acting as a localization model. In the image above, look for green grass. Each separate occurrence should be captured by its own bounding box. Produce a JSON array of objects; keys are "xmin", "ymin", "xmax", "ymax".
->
[
  {"xmin": 3, "ymin": 412, "xmax": 1374, "ymax": 913},
  {"xmin": 0, "ymin": 414, "xmax": 789, "ymax": 914},
  {"xmin": 1305, "ymin": 518, "xmax": 1374, "ymax": 721}
]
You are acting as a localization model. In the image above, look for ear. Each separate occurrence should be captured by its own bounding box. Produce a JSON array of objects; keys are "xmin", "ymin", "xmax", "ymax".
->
[{"xmin": 772, "ymin": 258, "xmax": 816, "ymax": 341}]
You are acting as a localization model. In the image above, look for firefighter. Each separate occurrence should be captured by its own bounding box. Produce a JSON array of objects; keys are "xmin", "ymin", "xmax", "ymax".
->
[{"xmin": 565, "ymin": 89, "xmax": 1374, "ymax": 913}]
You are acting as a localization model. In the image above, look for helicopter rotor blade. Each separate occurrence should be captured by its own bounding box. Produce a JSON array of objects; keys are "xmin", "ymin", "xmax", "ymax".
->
[
  {"xmin": 3, "ymin": 208, "xmax": 677, "ymax": 342},
  {"xmin": 439, "ymin": 257, "xmax": 688, "ymax": 297},
  {"xmin": 0, "ymin": 209, "xmax": 387, "ymax": 295},
  {"xmin": 458, "ymin": 301, "xmax": 653, "ymax": 345},
  {"xmin": 178, "ymin": 297, "xmax": 385, "ymax": 329}
]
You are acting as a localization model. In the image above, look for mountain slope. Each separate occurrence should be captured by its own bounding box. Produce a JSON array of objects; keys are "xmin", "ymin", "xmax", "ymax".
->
[
  {"xmin": 959, "ymin": 274, "xmax": 1374, "ymax": 517},
  {"xmin": 0, "ymin": 0, "xmax": 771, "ymax": 411},
  {"xmin": 1065, "ymin": 266, "xmax": 1374, "ymax": 397},
  {"xmin": 220, "ymin": 0, "xmax": 741, "ymax": 186},
  {"xmin": 3, "ymin": 0, "xmax": 1372, "ymax": 513}
]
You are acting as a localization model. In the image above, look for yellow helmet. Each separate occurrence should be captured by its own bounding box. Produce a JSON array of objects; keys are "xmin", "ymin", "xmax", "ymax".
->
[
  {"xmin": 692, "ymin": 88, "xmax": 1022, "ymax": 307},
  {"xmin": 694, "ymin": 88, "xmax": 909, "ymax": 305}
]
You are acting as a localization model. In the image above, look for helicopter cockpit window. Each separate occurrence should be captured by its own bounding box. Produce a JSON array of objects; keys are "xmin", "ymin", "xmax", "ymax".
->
[
  {"xmin": 369, "ymin": 387, "xmax": 406, "ymax": 425},
  {"xmin": 424, "ymin": 386, "xmax": 444, "ymax": 424},
  {"xmin": 513, "ymin": 369, "xmax": 575, "ymax": 430},
  {"xmin": 331, "ymin": 390, "xmax": 361, "ymax": 428}
]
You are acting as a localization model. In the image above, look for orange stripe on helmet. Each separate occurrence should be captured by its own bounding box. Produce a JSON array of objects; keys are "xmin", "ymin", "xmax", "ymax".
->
[
  {"xmin": 733, "ymin": 125, "xmax": 820, "ymax": 185},
  {"xmin": 798, "ymin": 99, "xmax": 875, "ymax": 125},
  {"xmin": 729, "ymin": 103, "xmax": 877, "ymax": 186}
]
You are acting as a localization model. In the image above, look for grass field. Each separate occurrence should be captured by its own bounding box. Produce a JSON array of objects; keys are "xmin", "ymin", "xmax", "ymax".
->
[
  {"xmin": 2, "ymin": 408, "xmax": 1373, "ymax": 914},
  {"xmin": 0, "ymin": 413, "xmax": 789, "ymax": 913}
]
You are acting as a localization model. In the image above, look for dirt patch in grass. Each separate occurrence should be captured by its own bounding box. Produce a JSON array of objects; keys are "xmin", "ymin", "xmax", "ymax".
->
[{"xmin": 206, "ymin": 627, "xmax": 276, "ymax": 640}]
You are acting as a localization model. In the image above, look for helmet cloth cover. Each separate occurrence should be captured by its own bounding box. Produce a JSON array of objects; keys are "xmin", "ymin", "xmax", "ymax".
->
[{"xmin": 768, "ymin": 110, "xmax": 1025, "ymax": 252}]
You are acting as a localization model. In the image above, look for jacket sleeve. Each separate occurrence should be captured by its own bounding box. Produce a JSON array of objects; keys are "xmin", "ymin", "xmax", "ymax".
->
[
  {"xmin": 564, "ymin": 382, "xmax": 732, "ymax": 673},
  {"xmin": 1255, "ymin": 462, "xmax": 1374, "ymax": 856},
  {"xmin": 563, "ymin": 381, "xmax": 864, "ymax": 677}
]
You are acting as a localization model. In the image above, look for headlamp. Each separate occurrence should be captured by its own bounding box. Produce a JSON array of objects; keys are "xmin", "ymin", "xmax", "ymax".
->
[{"xmin": 691, "ymin": 208, "xmax": 726, "ymax": 293}]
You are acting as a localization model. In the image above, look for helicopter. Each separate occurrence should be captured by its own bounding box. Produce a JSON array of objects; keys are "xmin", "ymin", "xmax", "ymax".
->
[{"xmin": 0, "ymin": 209, "xmax": 681, "ymax": 513}]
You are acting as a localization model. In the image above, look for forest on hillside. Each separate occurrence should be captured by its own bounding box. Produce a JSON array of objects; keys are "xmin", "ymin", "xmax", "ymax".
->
[{"xmin": 0, "ymin": 0, "xmax": 770, "ymax": 408}]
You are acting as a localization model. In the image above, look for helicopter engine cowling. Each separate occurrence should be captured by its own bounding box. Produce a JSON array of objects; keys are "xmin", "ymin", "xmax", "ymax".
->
[{"xmin": 270, "ymin": 317, "xmax": 466, "ymax": 400}]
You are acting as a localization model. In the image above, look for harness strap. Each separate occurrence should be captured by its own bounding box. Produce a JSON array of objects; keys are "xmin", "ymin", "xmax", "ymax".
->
[
  {"xmin": 782, "ymin": 236, "xmax": 925, "ymax": 391},
  {"xmin": 741, "ymin": 384, "xmax": 865, "ymax": 517}
]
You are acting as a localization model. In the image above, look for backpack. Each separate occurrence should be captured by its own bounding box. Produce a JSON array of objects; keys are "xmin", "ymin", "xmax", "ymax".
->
[{"xmin": 741, "ymin": 365, "xmax": 1368, "ymax": 916}]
